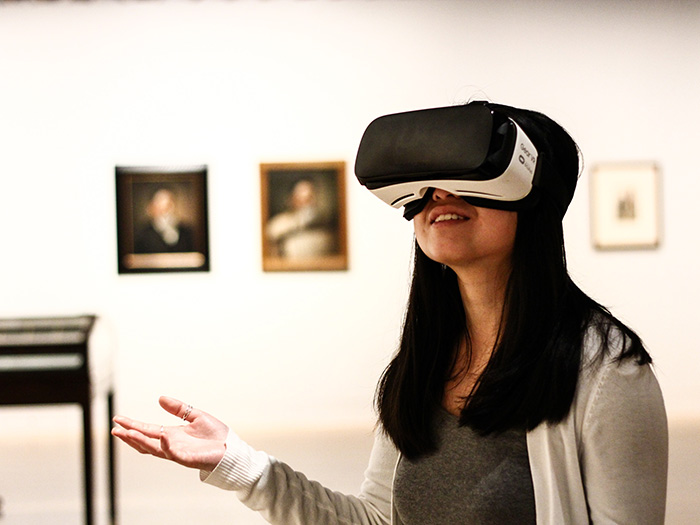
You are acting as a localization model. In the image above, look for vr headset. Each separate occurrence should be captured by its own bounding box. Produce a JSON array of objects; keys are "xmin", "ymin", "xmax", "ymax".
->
[{"xmin": 354, "ymin": 102, "xmax": 544, "ymax": 220}]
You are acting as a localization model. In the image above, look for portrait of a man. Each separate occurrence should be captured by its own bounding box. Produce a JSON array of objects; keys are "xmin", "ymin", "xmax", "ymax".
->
[
  {"xmin": 261, "ymin": 162, "xmax": 348, "ymax": 272},
  {"xmin": 134, "ymin": 187, "xmax": 196, "ymax": 254},
  {"xmin": 116, "ymin": 165, "xmax": 210, "ymax": 273}
]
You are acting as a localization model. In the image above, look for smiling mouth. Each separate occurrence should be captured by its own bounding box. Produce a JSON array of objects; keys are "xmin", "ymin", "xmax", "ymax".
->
[{"xmin": 433, "ymin": 213, "xmax": 468, "ymax": 224}]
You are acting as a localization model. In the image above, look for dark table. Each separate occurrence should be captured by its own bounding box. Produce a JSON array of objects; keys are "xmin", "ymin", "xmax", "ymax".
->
[{"xmin": 0, "ymin": 315, "xmax": 116, "ymax": 524}]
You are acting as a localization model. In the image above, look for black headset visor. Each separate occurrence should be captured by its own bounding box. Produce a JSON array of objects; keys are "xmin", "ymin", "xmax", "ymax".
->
[{"xmin": 354, "ymin": 104, "xmax": 541, "ymax": 219}]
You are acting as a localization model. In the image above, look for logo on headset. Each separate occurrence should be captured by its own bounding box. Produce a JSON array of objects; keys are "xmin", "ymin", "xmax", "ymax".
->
[{"xmin": 518, "ymin": 142, "xmax": 536, "ymax": 175}]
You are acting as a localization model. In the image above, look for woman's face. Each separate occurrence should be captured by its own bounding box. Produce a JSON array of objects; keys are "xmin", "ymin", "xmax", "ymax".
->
[{"xmin": 413, "ymin": 188, "xmax": 518, "ymax": 274}]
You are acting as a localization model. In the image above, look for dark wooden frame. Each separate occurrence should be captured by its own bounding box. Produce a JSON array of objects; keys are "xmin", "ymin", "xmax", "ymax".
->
[{"xmin": 115, "ymin": 165, "xmax": 210, "ymax": 273}]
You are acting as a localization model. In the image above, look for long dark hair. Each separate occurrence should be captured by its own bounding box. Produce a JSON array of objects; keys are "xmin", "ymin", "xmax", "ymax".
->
[{"xmin": 375, "ymin": 102, "xmax": 651, "ymax": 459}]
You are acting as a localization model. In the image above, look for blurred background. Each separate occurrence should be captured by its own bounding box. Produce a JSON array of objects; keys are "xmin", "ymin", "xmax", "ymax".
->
[{"xmin": 1, "ymin": 0, "xmax": 698, "ymax": 523}]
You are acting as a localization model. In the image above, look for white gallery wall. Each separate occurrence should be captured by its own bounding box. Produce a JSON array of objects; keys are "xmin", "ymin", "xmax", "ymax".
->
[{"xmin": 1, "ymin": 0, "xmax": 699, "ymax": 437}]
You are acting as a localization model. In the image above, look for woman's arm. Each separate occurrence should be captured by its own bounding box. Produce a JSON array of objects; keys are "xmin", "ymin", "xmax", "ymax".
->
[
  {"xmin": 203, "ymin": 427, "xmax": 396, "ymax": 525},
  {"xmin": 112, "ymin": 397, "xmax": 394, "ymax": 525},
  {"xmin": 581, "ymin": 359, "xmax": 668, "ymax": 524}
]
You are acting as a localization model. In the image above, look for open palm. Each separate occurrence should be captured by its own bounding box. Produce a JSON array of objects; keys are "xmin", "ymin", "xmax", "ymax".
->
[{"xmin": 112, "ymin": 396, "xmax": 229, "ymax": 472}]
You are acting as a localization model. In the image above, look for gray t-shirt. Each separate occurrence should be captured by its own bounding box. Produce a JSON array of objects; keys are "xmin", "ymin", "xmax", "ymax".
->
[{"xmin": 393, "ymin": 409, "xmax": 536, "ymax": 524}]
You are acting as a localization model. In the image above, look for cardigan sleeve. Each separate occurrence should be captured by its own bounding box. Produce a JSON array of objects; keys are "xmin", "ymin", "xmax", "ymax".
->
[
  {"xmin": 200, "ymin": 428, "xmax": 393, "ymax": 525},
  {"xmin": 579, "ymin": 358, "xmax": 668, "ymax": 524}
]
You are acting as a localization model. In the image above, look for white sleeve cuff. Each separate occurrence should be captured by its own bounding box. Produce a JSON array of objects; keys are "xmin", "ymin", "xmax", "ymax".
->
[{"xmin": 200, "ymin": 430, "xmax": 270, "ymax": 493}]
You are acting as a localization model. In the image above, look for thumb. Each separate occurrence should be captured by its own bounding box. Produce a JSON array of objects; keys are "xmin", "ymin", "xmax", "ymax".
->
[
  {"xmin": 159, "ymin": 396, "xmax": 198, "ymax": 423},
  {"xmin": 159, "ymin": 396, "xmax": 185, "ymax": 417}
]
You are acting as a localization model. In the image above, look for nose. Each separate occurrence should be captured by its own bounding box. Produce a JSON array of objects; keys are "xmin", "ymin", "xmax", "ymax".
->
[{"xmin": 432, "ymin": 188, "xmax": 459, "ymax": 201}]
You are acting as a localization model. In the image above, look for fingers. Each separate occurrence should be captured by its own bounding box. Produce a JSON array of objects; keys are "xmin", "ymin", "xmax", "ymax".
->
[
  {"xmin": 112, "ymin": 415, "xmax": 163, "ymax": 440},
  {"xmin": 112, "ymin": 396, "xmax": 197, "ymax": 449},
  {"xmin": 111, "ymin": 397, "xmax": 203, "ymax": 465},
  {"xmin": 111, "ymin": 425, "xmax": 167, "ymax": 459}
]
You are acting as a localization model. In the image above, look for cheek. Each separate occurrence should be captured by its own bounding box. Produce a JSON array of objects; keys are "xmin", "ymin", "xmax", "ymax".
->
[
  {"xmin": 412, "ymin": 216, "xmax": 430, "ymax": 251},
  {"xmin": 490, "ymin": 213, "xmax": 518, "ymax": 253},
  {"xmin": 465, "ymin": 209, "xmax": 518, "ymax": 260}
]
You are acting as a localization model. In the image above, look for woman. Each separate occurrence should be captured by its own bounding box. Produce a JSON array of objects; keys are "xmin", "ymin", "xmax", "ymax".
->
[{"xmin": 113, "ymin": 101, "xmax": 668, "ymax": 524}]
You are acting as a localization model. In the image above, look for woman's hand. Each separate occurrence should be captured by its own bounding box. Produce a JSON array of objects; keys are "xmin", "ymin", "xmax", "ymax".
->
[{"xmin": 112, "ymin": 396, "xmax": 229, "ymax": 472}]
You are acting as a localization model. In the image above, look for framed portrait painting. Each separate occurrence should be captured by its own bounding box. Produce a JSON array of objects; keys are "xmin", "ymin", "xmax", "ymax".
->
[
  {"xmin": 590, "ymin": 162, "xmax": 661, "ymax": 250},
  {"xmin": 260, "ymin": 161, "xmax": 348, "ymax": 272},
  {"xmin": 115, "ymin": 165, "xmax": 210, "ymax": 273}
]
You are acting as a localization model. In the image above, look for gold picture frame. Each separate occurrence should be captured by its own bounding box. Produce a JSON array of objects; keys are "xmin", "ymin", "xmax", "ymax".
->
[
  {"xmin": 260, "ymin": 161, "xmax": 348, "ymax": 272},
  {"xmin": 590, "ymin": 162, "xmax": 661, "ymax": 250}
]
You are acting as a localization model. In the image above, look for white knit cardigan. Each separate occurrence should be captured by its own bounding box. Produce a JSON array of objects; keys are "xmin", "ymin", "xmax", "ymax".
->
[{"xmin": 202, "ymin": 328, "xmax": 668, "ymax": 524}]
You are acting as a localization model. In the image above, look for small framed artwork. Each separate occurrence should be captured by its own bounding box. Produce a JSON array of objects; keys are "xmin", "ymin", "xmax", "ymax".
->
[
  {"xmin": 260, "ymin": 161, "xmax": 348, "ymax": 272},
  {"xmin": 590, "ymin": 162, "xmax": 661, "ymax": 250},
  {"xmin": 115, "ymin": 165, "xmax": 210, "ymax": 273}
]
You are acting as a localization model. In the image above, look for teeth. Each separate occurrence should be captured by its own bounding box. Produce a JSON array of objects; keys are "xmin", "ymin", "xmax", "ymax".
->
[{"xmin": 434, "ymin": 213, "xmax": 466, "ymax": 223}]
